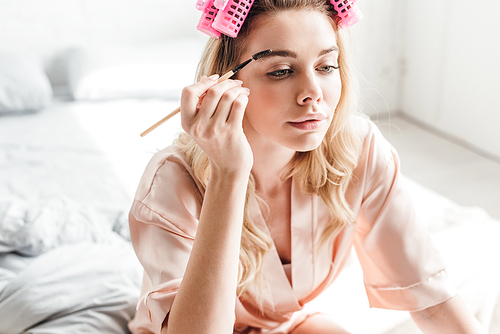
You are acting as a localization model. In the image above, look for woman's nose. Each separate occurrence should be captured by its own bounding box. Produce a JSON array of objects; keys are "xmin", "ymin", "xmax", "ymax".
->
[{"xmin": 297, "ymin": 73, "xmax": 323, "ymax": 105}]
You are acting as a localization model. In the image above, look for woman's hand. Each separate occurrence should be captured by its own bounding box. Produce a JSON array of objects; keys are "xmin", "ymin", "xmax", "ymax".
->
[
  {"xmin": 180, "ymin": 75, "xmax": 253, "ymax": 177},
  {"xmin": 167, "ymin": 76, "xmax": 252, "ymax": 334}
]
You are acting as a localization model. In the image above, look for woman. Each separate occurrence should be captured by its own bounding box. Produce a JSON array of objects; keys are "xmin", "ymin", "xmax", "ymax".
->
[{"xmin": 128, "ymin": 0, "xmax": 483, "ymax": 333}]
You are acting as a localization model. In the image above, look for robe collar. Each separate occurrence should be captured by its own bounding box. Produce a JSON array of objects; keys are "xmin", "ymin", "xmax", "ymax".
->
[{"xmin": 247, "ymin": 177, "xmax": 317, "ymax": 314}]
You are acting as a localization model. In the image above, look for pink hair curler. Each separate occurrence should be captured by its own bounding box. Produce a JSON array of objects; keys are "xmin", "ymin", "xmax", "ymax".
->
[
  {"xmin": 330, "ymin": 0, "xmax": 363, "ymax": 28},
  {"xmin": 196, "ymin": 0, "xmax": 361, "ymax": 39},
  {"xmin": 214, "ymin": 0, "xmax": 229, "ymax": 10},
  {"xmin": 212, "ymin": 0, "xmax": 254, "ymax": 38},
  {"xmin": 196, "ymin": 0, "xmax": 222, "ymax": 38}
]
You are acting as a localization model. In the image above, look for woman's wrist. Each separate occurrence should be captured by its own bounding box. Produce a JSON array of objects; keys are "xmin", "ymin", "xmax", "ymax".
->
[{"xmin": 209, "ymin": 164, "xmax": 252, "ymax": 186}]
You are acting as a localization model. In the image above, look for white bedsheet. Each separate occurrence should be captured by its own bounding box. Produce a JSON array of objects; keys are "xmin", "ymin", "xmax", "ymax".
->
[
  {"xmin": 1, "ymin": 97, "xmax": 499, "ymax": 333},
  {"xmin": 0, "ymin": 240, "xmax": 141, "ymax": 333},
  {"xmin": 0, "ymin": 194, "xmax": 142, "ymax": 333},
  {"xmin": 0, "ymin": 97, "xmax": 168, "ymax": 333}
]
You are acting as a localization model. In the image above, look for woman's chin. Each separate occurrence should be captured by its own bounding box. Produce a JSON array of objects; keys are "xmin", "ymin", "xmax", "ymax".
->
[{"xmin": 287, "ymin": 136, "xmax": 325, "ymax": 153}]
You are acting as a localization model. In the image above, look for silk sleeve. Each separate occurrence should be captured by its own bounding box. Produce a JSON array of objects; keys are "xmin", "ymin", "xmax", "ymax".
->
[
  {"xmin": 128, "ymin": 147, "xmax": 202, "ymax": 333},
  {"xmin": 352, "ymin": 122, "xmax": 457, "ymax": 311}
]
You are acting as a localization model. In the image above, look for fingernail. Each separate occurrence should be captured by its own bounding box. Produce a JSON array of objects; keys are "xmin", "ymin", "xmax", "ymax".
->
[
  {"xmin": 243, "ymin": 87, "xmax": 250, "ymax": 93},
  {"xmin": 208, "ymin": 74, "xmax": 219, "ymax": 81},
  {"xmin": 233, "ymin": 79, "xmax": 243, "ymax": 84}
]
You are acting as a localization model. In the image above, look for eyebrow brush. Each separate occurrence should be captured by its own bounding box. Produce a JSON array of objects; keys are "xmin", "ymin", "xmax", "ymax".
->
[{"xmin": 140, "ymin": 49, "xmax": 272, "ymax": 137}]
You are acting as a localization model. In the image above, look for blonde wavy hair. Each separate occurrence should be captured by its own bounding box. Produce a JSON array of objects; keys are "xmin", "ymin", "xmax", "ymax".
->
[{"xmin": 176, "ymin": 0, "xmax": 361, "ymax": 301}]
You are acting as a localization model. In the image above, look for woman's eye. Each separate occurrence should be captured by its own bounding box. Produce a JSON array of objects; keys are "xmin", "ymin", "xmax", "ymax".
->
[
  {"xmin": 318, "ymin": 65, "xmax": 340, "ymax": 73},
  {"xmin": 267, "ymin": 68, "xmax": 293, "ymax": 79}
]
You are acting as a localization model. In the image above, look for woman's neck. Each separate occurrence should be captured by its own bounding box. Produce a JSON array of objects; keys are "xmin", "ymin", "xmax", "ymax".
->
[{"xmin": 251, "ymin": 144, "xmax": 296, "ymax": 197}]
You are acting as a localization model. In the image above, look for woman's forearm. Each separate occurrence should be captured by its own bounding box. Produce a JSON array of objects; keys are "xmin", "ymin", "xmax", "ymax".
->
[
  {"xmin": 165, "ymin": 169, "xmax": 249, "ymax": 334},
  {"xmin": 410, "ymin": 294, "xmax": 484, "ymax": 334}
]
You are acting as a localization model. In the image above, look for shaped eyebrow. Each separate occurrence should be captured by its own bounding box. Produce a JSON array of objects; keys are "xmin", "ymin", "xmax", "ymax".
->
[
  {"xmin": 319, "ymin": 46, "xmax": 339, "ymax": 56},
  {"xmin": 256, "ymin": 46, "xmax": 339, "ymax": 61},
  {"xmin": 257, "ymin": 49, "xmax": 298, "ymax": 59}
]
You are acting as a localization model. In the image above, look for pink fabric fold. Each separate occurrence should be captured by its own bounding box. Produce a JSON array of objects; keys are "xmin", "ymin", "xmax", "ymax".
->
[
  {"xmin": 365, "ymin": 270, "xmax": 457, "ymax": 311},
  {"xmin": 128, "ymin": 274, "xmax": 182, "ymax": 334}
]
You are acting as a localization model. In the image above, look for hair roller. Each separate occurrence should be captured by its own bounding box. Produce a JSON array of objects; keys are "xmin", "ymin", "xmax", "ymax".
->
[{"xmin": 330, "ymin": 0, "xmax": 363, "ymax": 28}]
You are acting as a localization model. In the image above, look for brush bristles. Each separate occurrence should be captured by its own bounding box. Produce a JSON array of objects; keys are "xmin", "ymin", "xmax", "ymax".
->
[
  {"xmin": 232, "ymin": 58, "xmax": 253, "ymax": 74},
  {"xmin": 231, "ymin": 49, "xmax": 273, "ymax": 76},
  {"xmin": 252, "ymin": 49, "xmax": 272, "ymax": 61}
]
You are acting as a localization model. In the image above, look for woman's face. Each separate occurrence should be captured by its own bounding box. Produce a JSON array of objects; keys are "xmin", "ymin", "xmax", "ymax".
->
[{"xmin": 237, "ymin": 9, "xmax": 342, "ymax": 153}]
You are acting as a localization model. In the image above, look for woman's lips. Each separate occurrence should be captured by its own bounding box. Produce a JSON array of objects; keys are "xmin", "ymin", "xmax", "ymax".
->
[
  {"xmin": 288, "ymin": 119, "xmax": 326, "ymax": 130},
  {"xmin": 288, "ymin": 113, "xmax": 327, "ymax": 130}
]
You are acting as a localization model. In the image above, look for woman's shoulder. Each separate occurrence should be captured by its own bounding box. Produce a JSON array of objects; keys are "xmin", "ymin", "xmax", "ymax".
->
[
  {"xmin": 130, "ymin": 143, "xmax": 203, "ymax": 238},
  {"xmin": 134, "ymin": 144, "xmax": 201, "ymax": 204},
  {"xmin": 349, "ymin": 114, "xmax": 399, "ymax": 185},
  {"xmin": 350, "ymin": 114, "xmax": 394, "ymax": 158},
  {"xmin": 350, "ymin": 114, "xmax": 387, "ymax": 143},
  {"xmin": 345, "ymin": 115, "xmax": 404, "ymax": 214}
]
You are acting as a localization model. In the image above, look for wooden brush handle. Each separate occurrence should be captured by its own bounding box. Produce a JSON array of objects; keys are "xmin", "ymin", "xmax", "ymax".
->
[
  {"xmin": 140, "ymin": 71, "xmax": 234, "ymax": 137},
  {"xmin": 140, "ymin": 106, "xmax": 181, "ymax": 137}
]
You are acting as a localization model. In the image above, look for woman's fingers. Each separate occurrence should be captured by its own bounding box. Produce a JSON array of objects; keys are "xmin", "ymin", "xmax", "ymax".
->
[
  {"xmin": 196, "ymin": 80, "xmax": 244, "ymax": 122},
  {"xmin": 180, "ymin": 75, "xmax": 220, "ymax": 120},
  {"xmin": 181, "ymin": 78, "xmax": 249, "ymax": 133},
  {"xmin": 226, "ymin": 88, "xmax": 250, "ymax": 125},
  {"xmin": 199, "ymin": 83, "xmax": 249, "ymax": 124}
]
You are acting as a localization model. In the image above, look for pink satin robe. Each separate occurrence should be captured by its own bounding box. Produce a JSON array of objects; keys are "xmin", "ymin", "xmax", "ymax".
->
[{"xmin": 127, "ymin": 117, "xmax": 457, "ymax": 334}]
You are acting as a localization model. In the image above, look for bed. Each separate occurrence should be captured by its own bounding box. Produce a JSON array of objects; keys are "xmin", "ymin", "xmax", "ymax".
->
[{"xmin": 1, "ymin": 41, "xmax": 499, "ymax": 333}]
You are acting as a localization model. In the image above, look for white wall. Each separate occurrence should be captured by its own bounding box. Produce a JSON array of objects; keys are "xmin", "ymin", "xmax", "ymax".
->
[
  {"xmin": 400, "ymin": 0, "xmax": 500, "ymax": 158},
  {"xmin": 0, "ymin": 0, "xmax": 201, "ymax": 86},
  {"xmin": 352, "ymin": 0, "xmax": 402, "ymax": 118}
]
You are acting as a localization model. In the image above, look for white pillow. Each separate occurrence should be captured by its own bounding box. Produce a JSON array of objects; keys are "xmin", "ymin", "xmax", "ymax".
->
[
  {"xmin": 65, "ymin": 39, "xmax": 206, "ymax": 101},
  {"xmin": 0, "ymin": 53, "xmax": 53, "ymax": 113}
]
